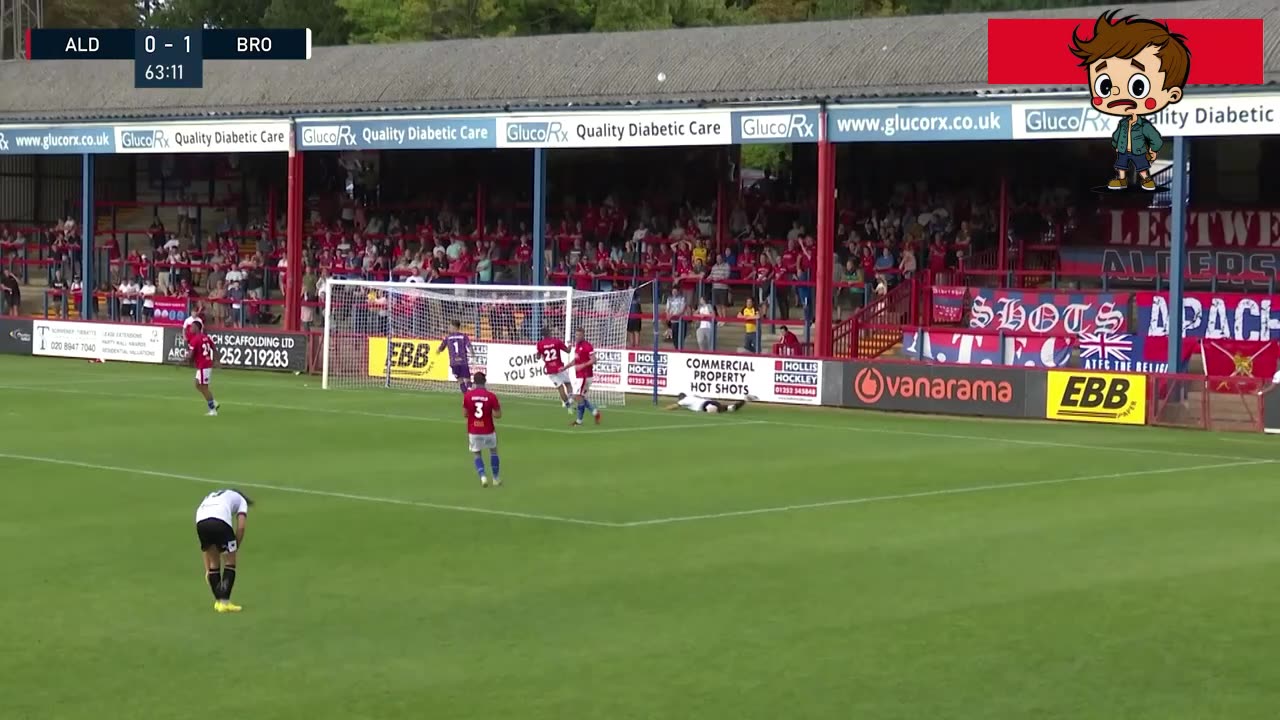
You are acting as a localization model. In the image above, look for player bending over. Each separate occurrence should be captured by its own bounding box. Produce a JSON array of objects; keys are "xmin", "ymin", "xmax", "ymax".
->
[
  {"xmin": 666, "ymin": 392, "xmax": 749, "ymax": 413},
  {"xmin": 570, "ymin": 326, "xmax": 601, "ymax": 426},
  {"xmin": 439, "ymin": 320, "xmax": 473, "ymax": 393},
  {"xmin": 463, "ymin": 372, "xmax": 503, "ymax": 487},
  {"xmin": 187, "ymin": 318, "xmax": 220, "ymax": 416},
  {"xmin": 535, "ymin": 327, "xmax": 574, "ymax": 413},
  {"xmin": 194, "ymin": 488, "xmax": 252, "ymax": 613}
]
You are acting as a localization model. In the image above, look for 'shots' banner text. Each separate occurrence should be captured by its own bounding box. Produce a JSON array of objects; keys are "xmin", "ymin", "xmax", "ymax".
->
[
  {"xmin": 968, "ymin": 289, "xmax": 1130, "ymax": 335},
  {"xmin": 365, "ymin": 339, "xmax": 821, "ymax": 404}
]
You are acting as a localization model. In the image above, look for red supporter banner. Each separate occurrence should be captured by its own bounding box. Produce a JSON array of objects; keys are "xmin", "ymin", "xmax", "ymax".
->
[
  {"xmin": 151, "ymin": 297, "xmax": 190, "ymax": 326},
  {"xmin": 987, "ymin": 19, "xmax": 1264, "ymax": 86},
  {"xmin": 1103, "ymin": 209, "xmax": 1280, "ymax": 249},
  {"xmin": 931, "ymin": 286, "xmax": 968, "ymax": 323},
  {"xmin": 1200, "ymin": 338, "xmax": 1278, "ymax": 393}
]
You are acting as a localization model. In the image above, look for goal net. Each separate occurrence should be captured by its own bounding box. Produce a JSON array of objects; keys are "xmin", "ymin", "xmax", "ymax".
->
[{"xmin": 321, "ymin": 280, "xmax": 636, "ymax": 407}]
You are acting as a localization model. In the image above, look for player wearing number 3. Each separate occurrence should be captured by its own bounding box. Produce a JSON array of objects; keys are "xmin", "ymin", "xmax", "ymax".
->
[
  {"xmin": 463, "ymin": 372, "xmax": 503, "ymax": 488},
  {"xmin": 570, "ymin": 326, "xmax": 601, "ymax": 426},
  {"xmin": 186, "ymin": 318, "xmax": 220, "ymax": 416}
]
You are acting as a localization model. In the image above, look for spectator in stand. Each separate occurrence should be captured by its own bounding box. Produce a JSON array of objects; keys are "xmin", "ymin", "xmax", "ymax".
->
[
  {"xmin": 627, "ymin": 294, "xmax": 642, "ymax": 348},
  {"xmin": 50, "ymin": 269, "xmax": 69, "ymax": 318},
  {"xmin": 694, "ymin": 295, "xmax": 716, "ymax": 351},
  {"xmin": 208, "ymin": 280, "xmax": 228, "ymax": 325},
  {"xmin": 899, "ymin": 243, "xmax": 917, "ymax": 281},
  {"xmin": 224, "ymin": 263, "xmax": 245, "ymax": 325},
  {"xmin": 149, "ymin": 217, "xmax": 167, "ymax": 254},
  {"xmin": 776, "ymin": 326, "xmax": 802, "ymax": 356},
  {"xmin": 69, "ymin": 275, "xmax": 88, "ymax": 318},
  {"xmin": 476, "ymin": 245, "xmax": 494, "ymax": 284},
  {"xmin": 840, "ymin": 258, "xmax": 864, "ymax": 316},
  {"xmin": 665, "ymin": 289, "xmax": 687, "ymax": 350},
  {"xmin": 514, "ymin": 235, "xmax": 533, "ymax": 284},
  {"xmin": 431, "ymin": 248, "xmax": 449, "ymax": 283},
  {"xmin": 1, "ymin": 268, "xmax": 19, "ymax": 316},
  {"xmin": 117, "ymin": 275, "xmax": 139, "ymax": 321},
  {"xmin": 738, "ymin": 297, "xmax": 759, "ymax": 353},
  {"xmin": 592, "ymin": 256, "xmax": 613, "ymax": 292},
  {"xmin": 140, "ymin": 276, "xmax": 157, "ymax": 323},
  {"xmin": 692, "ymin": 238, "xmax": 709, "ymax": 267},
  {"xmin": 709, "ymin": 252, "xmax": 731, "ymax": 308}
]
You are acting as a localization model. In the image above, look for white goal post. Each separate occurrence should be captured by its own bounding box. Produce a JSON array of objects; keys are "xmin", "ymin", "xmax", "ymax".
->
[{"xmin": 321, "ymin": 280, "xmax": 637, "ymax": 407}]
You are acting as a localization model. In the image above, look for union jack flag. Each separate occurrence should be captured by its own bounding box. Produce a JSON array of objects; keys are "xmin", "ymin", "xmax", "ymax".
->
[{"xmin": 1078, "ymin": 332, "xmax": 1134, "ymax": 363}]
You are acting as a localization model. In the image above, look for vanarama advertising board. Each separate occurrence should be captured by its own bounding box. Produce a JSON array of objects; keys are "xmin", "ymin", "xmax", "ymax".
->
[
  {"xmin": 841, "ymin": 361, "xmax": 1036, "ymax": 417},
  {"xmin": 363, "ymin": 339, "xmax": 820, "ymax": 404}
]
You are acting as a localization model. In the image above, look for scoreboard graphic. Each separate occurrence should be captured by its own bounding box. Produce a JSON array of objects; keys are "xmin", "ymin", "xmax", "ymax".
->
[{"xmin": 24, "ymin": 28, "xmax": 312, "ymax": 89}]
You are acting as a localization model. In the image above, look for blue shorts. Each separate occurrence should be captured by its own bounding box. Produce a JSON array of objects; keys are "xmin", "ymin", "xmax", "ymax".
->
[
  {"xmin": 1114, "ymin": 152, "xmax": 1151, "ymax": 173},
  {"xmin": 452, "ymin": 365, "xmax": 470, "ymax": 380}
]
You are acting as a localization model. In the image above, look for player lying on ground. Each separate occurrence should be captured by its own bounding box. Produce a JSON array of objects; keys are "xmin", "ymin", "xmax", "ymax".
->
[
  {"xmin": 570, "ymin": 326, "xmax": 601, "ymax": 426},
  {"xmin": 666, "ymin": 393, "xmax": 750, "ymax": 413},
  {"xmin": 194, "ymin": 489, "xmax": 252, "ymax": 613},
  {"xmin": 535, "ymin": 327, "xmax": 574, "ymax": 412},
  {"xmin": 439, "ymin": 320, "xmax": 473, "ymax": 393},
  {"xmin": 187, "ymin": 318, "xmax": 219, "ymax": 416},
  {"xmin": 463, "ymin": 372, "xmax": 503, "ymax": 487}
]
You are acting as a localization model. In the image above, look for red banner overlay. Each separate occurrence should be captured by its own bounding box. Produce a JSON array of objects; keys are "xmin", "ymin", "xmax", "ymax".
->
[
  {"xmin": 1102, "ymin": 209, "xmax": 1280, "ymax": 249},
  {"xmin": 1200, "ymin": 338, "xmax": 1278, "ymax": 392},
  {"xmin": 987, "ymin": 18, "xmax": 1264, "ymax": 86}
]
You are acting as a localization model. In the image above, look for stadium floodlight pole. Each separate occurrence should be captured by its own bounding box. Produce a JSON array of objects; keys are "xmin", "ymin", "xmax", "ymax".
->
[{"xmin": 1167, "ymin": 135, "xmax": 1188, "ymax": 376}]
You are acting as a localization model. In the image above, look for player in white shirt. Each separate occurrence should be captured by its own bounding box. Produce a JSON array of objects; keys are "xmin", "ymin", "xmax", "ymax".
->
[
  {"xmin": 194, "ymin": 489, "xmax": 252, "ymax": 613},
  {"xmin": 665, "ymin": 392, "xmax": 750, "ymax": 413}
]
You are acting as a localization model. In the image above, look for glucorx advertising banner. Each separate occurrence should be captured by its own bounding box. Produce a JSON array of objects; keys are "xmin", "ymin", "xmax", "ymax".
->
[
  {"xmin": 840, "ymin": 361, "xmax": 1045, "ymax": 418},
  {"xmin": 0, "ymin": 318, "xmax": 34, "ymax": 355},
  {"xmin": 163, "ymin": 327, "xmax": 308, "ymax": 373}
]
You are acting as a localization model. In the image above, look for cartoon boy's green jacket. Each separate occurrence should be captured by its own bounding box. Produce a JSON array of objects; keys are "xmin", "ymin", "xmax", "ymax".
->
[{"xmin": 1111, "ymin": 116, "xmax": 1164, "ymax": 155}]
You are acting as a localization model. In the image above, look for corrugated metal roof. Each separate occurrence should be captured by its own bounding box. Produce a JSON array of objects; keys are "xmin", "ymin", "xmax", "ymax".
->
[{"xmin": 0, "ymin": 0, "xmax": 1275, "ymax": 123}]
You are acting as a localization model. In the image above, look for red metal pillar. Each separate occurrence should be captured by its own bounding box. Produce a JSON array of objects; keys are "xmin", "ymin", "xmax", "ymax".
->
[
  {"xmin": 284, "ymin": 146, "xmax": 304, "ymax": 332},
  {"xmin": 475, "ymin": 183, "xmax": 486, "ymax": 238},
  {"xmin": 814, "ymin": 113, "xmax": 836, "ymax": 357},
  {"xmin": 996, "ymin": 175, "xmax": 1009, "ymax": 287}
]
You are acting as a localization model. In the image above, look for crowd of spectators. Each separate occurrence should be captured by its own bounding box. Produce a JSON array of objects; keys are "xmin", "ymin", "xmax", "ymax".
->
[{"xmin": 4, "ymin": 178, "xmax": 1089, "ymax": 354}]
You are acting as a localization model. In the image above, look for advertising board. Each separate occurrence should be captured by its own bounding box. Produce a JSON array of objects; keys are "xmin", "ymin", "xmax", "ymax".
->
[
  {"xmin": 32, "ymin": 320, "xmax": 164, "ymax": 363},
  {"xmin": 113, "ymin": 121, "xmax": 291, "ymax": 154},
  {"xmin": 164, "ymin": 327, "xmax": 307, "ymax": 372},
  {"xmin": 0, "ymin": 317, "xmax": 33, "ymax": 355},
  {"xmin": 362, "ymin": 339, "xmax": 821, "ymax": 405},
  {"xmin": 1044, "ymin": 371, "xmax": 1147, "ymax": 425},
  {"xmin": 840, "ymin": 361, "xmax": 1038, "ymax": 418}
]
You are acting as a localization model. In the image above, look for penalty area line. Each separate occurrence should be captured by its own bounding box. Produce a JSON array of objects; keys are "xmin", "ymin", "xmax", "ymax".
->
[
  {"xmin": 617, "ymin": 458, "xmax": 1275, "ymax": 528},
  {"xmin": 0, "ymin": 452, "xmax": 618, "ymax": 528}
]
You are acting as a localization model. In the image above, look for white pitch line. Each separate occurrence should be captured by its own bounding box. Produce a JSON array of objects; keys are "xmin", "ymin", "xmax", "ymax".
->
[
  {"xmin": 578, "ymin": 420, "xmax": 768, "ymax": 435},
  {"xmin": 617, "ymin": 459, "xmax": 1275, "ymax": 527},
  {"xmin": 2, "ymin": 379, "xmax": 1274, "ymax": 462},
  {"xmin": 0, "ymin": 452, "xmax": 617, "ymax": 527}
]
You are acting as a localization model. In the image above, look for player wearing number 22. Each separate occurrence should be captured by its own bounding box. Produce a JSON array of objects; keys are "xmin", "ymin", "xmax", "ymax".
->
[
  {"xmin": 195, "ymin": 489, "xmax": 252, "ymax": 613},
  {"xmin": 463, "ymin": 372, "xmax": 503, "ymax": 488},
  {"xmin": 571, "ymin": 327, "xmax": 601, "ymax": 427},
  {"xmin": 186, "ymin": 318, "xmax": 220, "ymax": 416},
  {"xmin": 536, "ymin": 328, "xmax": 573, "ymax": 412}
]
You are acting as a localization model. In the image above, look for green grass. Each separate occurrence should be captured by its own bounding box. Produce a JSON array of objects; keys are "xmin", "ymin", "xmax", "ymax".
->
[{"xmin": 2, "ymin": 354, "xmax": 1279, "ymax": 720}]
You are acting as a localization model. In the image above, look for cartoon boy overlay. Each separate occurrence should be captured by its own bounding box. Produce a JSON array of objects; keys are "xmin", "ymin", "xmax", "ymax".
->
[{"xmin": 1070, "ymin": 12, "xmax": 1190, "ymax": 191}]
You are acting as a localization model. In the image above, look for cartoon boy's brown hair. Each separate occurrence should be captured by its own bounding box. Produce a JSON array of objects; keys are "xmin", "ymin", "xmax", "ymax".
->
[{"xmin": 1070, "ymin": 11, "xmax": 1191, "ymax": 90}]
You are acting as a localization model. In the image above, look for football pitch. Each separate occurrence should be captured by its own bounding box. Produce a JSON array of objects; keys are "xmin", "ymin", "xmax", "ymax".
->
[{"xmin": 3, "ymin": 354, "xmax": 1280, "ymax": 720}]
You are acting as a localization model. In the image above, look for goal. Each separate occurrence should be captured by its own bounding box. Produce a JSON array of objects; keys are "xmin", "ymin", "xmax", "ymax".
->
[{"xmin": 321, "ymin": 280, "xmax": 637, "ymax": 407}]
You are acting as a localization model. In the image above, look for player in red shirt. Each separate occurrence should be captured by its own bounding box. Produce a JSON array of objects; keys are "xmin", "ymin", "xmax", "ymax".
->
[
  {"xmin": 570, "ymin": 326, "xmax": 601, "ymax": 426},
  {"xmin": 186, "ymin": 318, "xmax": 220, "ymax": 416},
  {"xmin": 462, "ymin": 372, "xmax": 502, "ymax": 488},
  {"xmin": 535, "ymin": 328, "xmax": 573, "ymax": 411}
]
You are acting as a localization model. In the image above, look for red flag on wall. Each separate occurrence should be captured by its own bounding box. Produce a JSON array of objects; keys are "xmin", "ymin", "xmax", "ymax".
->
[{"xmin": 1200, "ymin": 339, "xmax": 1278, "ymax": 393}]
